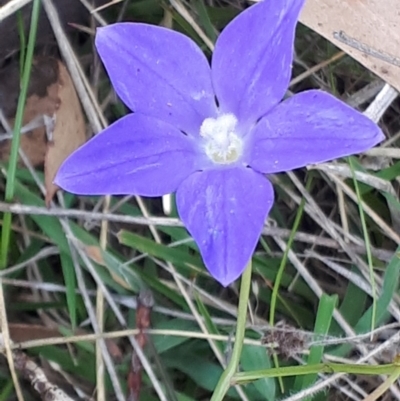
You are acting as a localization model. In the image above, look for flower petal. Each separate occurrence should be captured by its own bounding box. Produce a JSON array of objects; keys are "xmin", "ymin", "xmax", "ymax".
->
[
  {"xmin": 176, "ymin": 168, "xmax": 274, "ymax": 286},
  {"xmin": 249, "ymin": 90, "xmax": 385, "ymax": 173},
  {"xmin": 95, "ymin": 23, "xmax": 217, "ymax": 135},
  {"xmin": 211, "ymin": 0, "xmax": 305, "ymax": 126},
  {"xmin": 55, "ymin": 114, "xmax": 201, "ymax": 196}
]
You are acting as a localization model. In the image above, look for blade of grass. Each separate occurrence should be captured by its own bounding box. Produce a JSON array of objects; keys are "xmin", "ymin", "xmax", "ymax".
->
[
  {"xmin": 193, "ymin": 0, "xmax": 217, "ymax": 43},
  {"xmin": 17, "ymin": 11, "xmax": 26, "ymax": 77},
  {"xmin": 355, "ymin": 245, "xmax": 400, "ymax": 330},
  {"xmin": 0, "ymin": 380, "xmax": 13, "ymax": 401},
  {"xmin": 241, "ymin": 344, "xmax": 275, "ymax": 401},
  {"xmin": 195, "ymin": 294, "xmax": 224, "ymax": 353},
  {"xmin": 1, "ymin": 0, "xmax": 40, "ymax": 268},
  {"xmin": 12, "ymin": 180, "xmax": 79, "ymax": 325},
  {"xmin": 60, "ymin": 252, "xmax": 77, "ymax": 328},
  {"xmin": 324, "ymin": 245, "xmax": 400, "ymax": 358},
  {"xmin": 117, "ymin": 230, "xmax": 204, "ymax": 275},
  {"xmin": 338, "ymin": 270, "xmax": 368, "ymax": 326},
  {"xmin": 295, "ymin": 294, "xmax": 336, "ymax": 393}
]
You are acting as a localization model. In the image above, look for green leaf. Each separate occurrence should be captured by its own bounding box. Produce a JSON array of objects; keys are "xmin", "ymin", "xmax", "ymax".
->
[
  {"xmin": 164, "ymin": 350, "xmax": 238, "ymax": 398},
  {"xmin": 118, "ymin": 230, "xmax": 204, "ymax": 275},
  {"xmin": 356, "ymin": 247, "xmax": 400, "ymax": 330},
  {"xmin": 241, "ymin": 344, "xmax": 276, "ymax": 401},
  {"xmin": 339, "ymin": 272, "xmax": 367, "ymax": 327},
  {"xmin": 13, "ymin": 181, "xmax": 78, "ymax": 322},
  {"xmin": 195, "ymin": 294, "xmax": 224, "ymax": 353},
  {"xmin": 193, "ymin": 0, "xmax": 217, "ymax": 43},
  {"xmin": 296, "ymin": 294, "xmax": 336, "ymax": 393},
  {"xmin": 152, "ymin": 319, "xmax": 197, "ymax": 354},
  {"xmin": 100, "ymin": 248, "xmax": 145, "ymax": 293},
  {"xmin": 60, "ymin": 252, "xmax": 77, "ymax": 328},
  {"xmin": 333, "ymin": 249, "xmax": 400, "ymax": 358}
]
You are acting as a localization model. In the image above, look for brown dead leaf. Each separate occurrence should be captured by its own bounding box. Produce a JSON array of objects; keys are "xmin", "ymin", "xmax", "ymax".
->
[
  {"xmin": 84, "ymin": 244, "xmax": 105, "ymax": 265},
  {"xmin": 8, "ymin": 322, "xmax": 61, "ymax": 343},
  {"xmin": 0, "ymin": 57, "xmax": 59, "ymax": 165},
  {"xmin": 300, "ymin": 0, "xmax": 400, "ymax": 92},
  {"xmin": 84, "ymin": 244, "xmax": 131, "ymax": 289},
  {"xmin": 0, "ymin": 57, "xmax": 86, "ymax": 205},
  {"xmin": 44, "ymin": 61, "xmax": 86, "ymax": 206}
]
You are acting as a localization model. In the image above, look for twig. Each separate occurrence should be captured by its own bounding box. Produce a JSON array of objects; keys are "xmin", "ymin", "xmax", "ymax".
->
[
  {"xmin": 0, "ymin": 202, "xmax": 393, "ymax": 260},
  {"xmin": 127, "ymin": 290, "xmax": 153, "ymax": 401},
  {"xmin": 41, "ymin": 0, "xmax": 105, "ymax": 133},
  {"xmin": 0, "ymin": 334, "xmax": 75, "ymax": 401},
  {"xmin": 363, "ymin": 83, "xmax": 398, "ymax": 122},
  {"xmin": 0, "ymin": 281, "xmax": 24, "ymax": 401},
  {"xmin": 0, "ymin": 246, "xmax": 59, "ymax": 277},
  {"xmin": 0, "ymin": 0, "xmax": 32, "ymax": 22}
]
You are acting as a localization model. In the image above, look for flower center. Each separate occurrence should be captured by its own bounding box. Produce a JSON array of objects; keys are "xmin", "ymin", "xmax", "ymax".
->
[{"xmin": 199, "ymin": 114, "xmax": 243, "ymax": 164}]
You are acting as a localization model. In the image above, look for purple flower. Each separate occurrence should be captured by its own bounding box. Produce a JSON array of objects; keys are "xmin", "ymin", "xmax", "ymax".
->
[{"xmin": 55, "ymin": 0, "xmax": 384, "ymax": 286}]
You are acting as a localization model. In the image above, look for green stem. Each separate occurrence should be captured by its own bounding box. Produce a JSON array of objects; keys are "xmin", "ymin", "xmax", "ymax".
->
[
  {"xmin": 269, "ymin": 175, "xmax": 310, "ymax": 392},
  {"xmin": 348, "ymin": 157, "xmax": 376, "ymax": 330},
  {"xmin": 269, "ymin": 175, "xmax": 311, "ymax": 326},
  {"xmin": 210, "ymin": 261, "xmax": 252, "ymax": 401},
  {"xmin": 233, "ymin": 362, "xmax": 400, "ymax": 383},
  {"xmin": 0, "ymin": 0, "xmax": 40, "ymax": 268}
]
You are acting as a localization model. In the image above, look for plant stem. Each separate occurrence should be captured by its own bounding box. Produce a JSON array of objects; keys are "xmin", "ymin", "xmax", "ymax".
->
[
  {"xmin": 348, "ymin": 157, "xmax": 376, "ymax": 331},
  {"xmin": 233, "ymin": 362, "xmax": 400, "ymax": 383},
  {"xmin": 210, "ymin": 261, "xmax": 252, "ymax": 401}
]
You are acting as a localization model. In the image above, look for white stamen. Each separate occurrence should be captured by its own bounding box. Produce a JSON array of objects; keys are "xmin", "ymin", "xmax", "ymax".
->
[{"xmin": 200, "ymin": 114, "xmax": 243, "ymax": 164}]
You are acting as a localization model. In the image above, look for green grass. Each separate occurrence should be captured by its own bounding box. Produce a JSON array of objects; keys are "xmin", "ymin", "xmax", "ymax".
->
[{"xmin": 0, "ymin": 1, "xmax": 399, "ymax": 400}]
